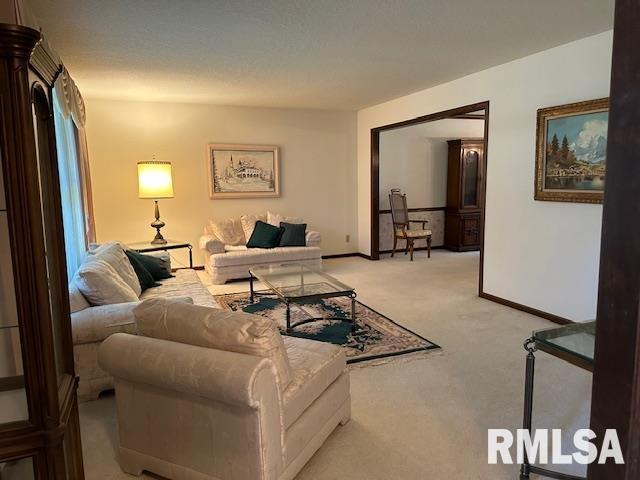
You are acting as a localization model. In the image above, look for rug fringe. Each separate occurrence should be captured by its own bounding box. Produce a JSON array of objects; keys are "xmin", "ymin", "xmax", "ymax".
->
[{"xmin": 348, "ymin": 348, "xmax": 444, "ymax": 370}]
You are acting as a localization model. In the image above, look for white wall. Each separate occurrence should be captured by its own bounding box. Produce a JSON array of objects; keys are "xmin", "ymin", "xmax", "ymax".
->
[
  {"xmin": 358, "ymin": 31, "xmax": 613, "ymax": 321},
  {"xmin": 379, "ymin": 119, "xmax": 485, "ymax": 209},
  {"xmin": 85, "ymin": 100, "xmax": 357, "ymax": 265}
]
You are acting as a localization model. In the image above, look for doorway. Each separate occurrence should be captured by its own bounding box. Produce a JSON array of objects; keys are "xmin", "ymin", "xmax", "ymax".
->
[{"xmin": 370, "ymin": 101, "xmax": 489, "ymax": 293}]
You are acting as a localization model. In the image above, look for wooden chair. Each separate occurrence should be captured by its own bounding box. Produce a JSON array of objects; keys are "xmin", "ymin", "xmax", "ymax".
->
[{"xmin": 389, "ymin": 189, "xmax": 432, "ymax": 261}]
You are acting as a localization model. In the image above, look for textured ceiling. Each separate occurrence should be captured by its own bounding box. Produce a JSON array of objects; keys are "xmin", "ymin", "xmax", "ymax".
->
[{"xmin": 29, "ymin": 0, "xmax": 614, "ymax": 109}]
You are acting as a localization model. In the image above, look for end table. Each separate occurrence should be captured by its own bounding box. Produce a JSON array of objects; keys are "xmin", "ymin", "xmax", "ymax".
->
[
  {"xmin": 520, "ymin": 321, "xmax": 595, "ymax": 480},
  {"xmin": 127, "ymin": 240, "xmax": 193, "ymax": 269}
]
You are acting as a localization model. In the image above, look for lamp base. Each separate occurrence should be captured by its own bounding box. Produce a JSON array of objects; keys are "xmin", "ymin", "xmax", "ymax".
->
[
  {"xmin": 150, "ymin": 234, "xmax": 167, "ymax": 245},
  {"xmin": 150, "ymin": 200, "xmax": 168, "ymax": 245}
]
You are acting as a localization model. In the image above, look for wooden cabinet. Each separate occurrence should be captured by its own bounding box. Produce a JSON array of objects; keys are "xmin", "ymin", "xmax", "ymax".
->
[
  {"xmin": 0, "ymin": 24, "xmax": 84, "ymax": 478},
  {"xmin": 445, "ymin": 139, "xmax": 484, "ymax": 251}
]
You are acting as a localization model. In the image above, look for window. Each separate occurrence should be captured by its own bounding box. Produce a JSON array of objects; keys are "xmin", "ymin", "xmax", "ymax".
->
[{"xmin": 53, "ymin": 86, "xmax": 87, "ymax": 278}]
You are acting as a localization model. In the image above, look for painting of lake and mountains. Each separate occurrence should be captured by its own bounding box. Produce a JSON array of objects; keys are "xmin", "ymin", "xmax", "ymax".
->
[{"xmin": 544, "ymin": 110, "xmax": 608, "ymax": 192}]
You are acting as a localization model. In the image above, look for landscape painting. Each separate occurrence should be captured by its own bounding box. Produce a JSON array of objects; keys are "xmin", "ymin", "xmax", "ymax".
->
[
  {"xmin": 208, "ymin": 144, "xmax": 280, "ymax": 199},
  {"xmin": 535, "ymin": 98, "xmax": 608, "ymax": 203}
]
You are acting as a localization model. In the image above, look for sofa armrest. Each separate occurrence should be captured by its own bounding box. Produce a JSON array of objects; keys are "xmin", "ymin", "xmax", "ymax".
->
[
  {"xmin": 306, "ymin": 230, "xmax": 321, "ymax": 247},
  {"xmin": 71, "ymin": 301, "xmax": 139, "ymax": 345},
  {"xmin": 199, "ymin": 234, "xmax": 225, "ymax": 255},
  {"xmin": 71, "ymin": 297, "xmax": 194, "ymax": 345},
  {"xmin": 98, "ymin": 333, "xmax": 279, "ymax": 409}
]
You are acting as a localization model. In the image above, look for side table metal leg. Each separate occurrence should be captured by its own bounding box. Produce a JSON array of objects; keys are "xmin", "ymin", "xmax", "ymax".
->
[
  {"xmin": 286, "ymin": 302, "xmax": 291, "ymax": 332},
  {"xmin": 249, "ymin": 273, "xmax": 255, "ymax": 303},
  {"xmin": 188, "ymin": 246, "xmax": 193, "ymax": 269},
  {"xmin": 520, "ymin": 338, "xmax": 537, "ymax": 480}
]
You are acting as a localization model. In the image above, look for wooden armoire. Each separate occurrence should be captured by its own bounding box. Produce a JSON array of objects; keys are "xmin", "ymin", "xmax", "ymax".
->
[
  {"xmin": 444, "ymin": 139, "xmax": 485, "ymax": 251},
  {"xmin": 0, "ymin": 23, "xmax": 85, "ymax": 478}
]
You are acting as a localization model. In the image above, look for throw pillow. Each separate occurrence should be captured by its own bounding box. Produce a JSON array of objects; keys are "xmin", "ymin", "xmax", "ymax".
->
[
  {"xmin": 239, "ymin": 214, "xmax": 266, "ymax": 242},
  {"xmin": 126, "ymin": 250, "xmax": 173, "ymax": 281},
  {"xmin": 267, "ymin": 211, "xmax": 303, "ymax": 227},
  {"xmin": 141, "ymin": 251, "xmax": 173, "ymax": 278},
  {"xmin": 89, "ymin": 242, "xmax": 142, "ymax": 296},
  {"xmin": 74, "ymin": 259, "xmax": 139, "ymax": 306},
  {"xmin": 209, "ymin": 218, "xmax": 245, "ymax": 246},
  {"xmin": 124, "ymin": 251, "xmax": 160, "ymax": 291},
  {"xmin": 134, "ymin": 298, "xmax": 293, "ymax": 389},
  {"xmin": 247, "ymin": 221, "xmax": 284, "ymax": 248},
  {"xmin": 279, "ymin": 222, "xmax": 307, "ymax": 247}
]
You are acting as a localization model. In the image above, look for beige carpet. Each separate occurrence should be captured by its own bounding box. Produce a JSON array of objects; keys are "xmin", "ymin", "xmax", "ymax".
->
[{"xmin": 79, "ymin": 251, "xmax": 590, "ymax": 479}]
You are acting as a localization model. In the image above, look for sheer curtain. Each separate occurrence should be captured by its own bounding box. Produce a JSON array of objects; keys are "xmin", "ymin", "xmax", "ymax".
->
[
  {"xmin": 53, "ymin": 69, "xmax": 95, "ymax": 278},
  {"xmin": 53, "ymin": 88, "xmax": 85, "ymax": 277}
]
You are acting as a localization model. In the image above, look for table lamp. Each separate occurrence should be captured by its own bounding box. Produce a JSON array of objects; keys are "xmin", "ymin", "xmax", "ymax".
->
[{"xmin": 137, "ymin": 160, "xmax": 174, "ymax": 244}]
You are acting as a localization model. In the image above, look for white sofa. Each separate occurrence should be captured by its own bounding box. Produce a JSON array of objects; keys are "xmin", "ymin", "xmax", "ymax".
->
[
  {"xmin": 99, "ymin": 298, "xmax": 351, "ymax": 480},
  {"xmin": 70, "ymin": 245, "xmax": 218, "ymax": 402},
  {"xmin": 200, "ymin": 214, "xmax": 322, "ymax": 284}
]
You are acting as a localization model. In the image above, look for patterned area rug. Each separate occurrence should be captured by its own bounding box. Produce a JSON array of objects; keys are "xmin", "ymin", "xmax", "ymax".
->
[{"xmin": 214, "ymin": 291, "xmax": 440, "ymax": 364}]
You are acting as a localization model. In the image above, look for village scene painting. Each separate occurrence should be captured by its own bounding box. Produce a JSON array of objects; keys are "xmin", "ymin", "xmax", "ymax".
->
[
  {"xmin": 208, "ymin": 144, "xmax": 280, "ymax": 198},
  {"xmin": 535, "ymin": 98, "xmax": 608, "ymax": 203}
]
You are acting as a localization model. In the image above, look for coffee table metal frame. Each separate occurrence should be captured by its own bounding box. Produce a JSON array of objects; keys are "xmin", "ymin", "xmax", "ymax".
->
[{"xmin": 248, "ymin": 264, "xmax": 357, "ymax": 333}]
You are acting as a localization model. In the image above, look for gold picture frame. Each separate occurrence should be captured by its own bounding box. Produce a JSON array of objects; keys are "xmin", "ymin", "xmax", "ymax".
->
[
  {"xmin": 535, "ymin": 98, "xmax": 608, "ymax": 204},
  {"xmin": 207, "ymin": 144, "xmax": 280, "ymax": 199}
]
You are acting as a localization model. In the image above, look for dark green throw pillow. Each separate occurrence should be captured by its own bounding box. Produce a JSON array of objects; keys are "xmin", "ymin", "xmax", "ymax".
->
[
  {"xmin": 247, "ymin": 220, "xmax": 284, "ymax": 248},
  {"xmin": 124, "ymin": 250, "xmax": 159, "ymax": 292},
  {"xmin": 279, "ymin": 222, "xmax": 307, "ymax": 247},
  {"xmin": 126, "ymin": 250, "xmax": 173, "ymax": 280}
]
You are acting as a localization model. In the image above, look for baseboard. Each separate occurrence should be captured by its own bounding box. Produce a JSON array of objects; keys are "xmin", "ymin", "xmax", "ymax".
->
[
  {"xmin": 479, "ymin": 292, "xmax": 573, "ymax": 325},
  {"xmin": 322, "ymin": 253, "xmax": 360, "ymax": 259},
  {"xmin": 323, "ymin": 248, "xmax": 445, "ymax": 260},
  {"xmin": 322, "ymin": 253, "xmax": 372, "ymax": 260},
  {"xmin": 378, "ymin": 245, "xmax": 445, "ymax": 255},
  {"xmin": 172, "ymin": 266, "xmax": 205, "ymax": 271}
]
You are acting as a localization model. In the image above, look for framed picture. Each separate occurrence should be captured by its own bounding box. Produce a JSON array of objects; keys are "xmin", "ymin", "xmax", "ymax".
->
[
  {"xmin": 207, "ymin": 144, "xmax": 280, "ymax": 199},
  {"xmin": 535, "ymin": 98, "xmax": 608, "ymax": 204}
]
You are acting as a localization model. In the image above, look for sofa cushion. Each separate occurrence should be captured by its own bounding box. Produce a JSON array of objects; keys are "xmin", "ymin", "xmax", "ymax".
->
[
  {"xmin": 239, "ymin": 214, "xmax": 266, "ymax": 242},
  {"xmin": 134, "ymin": 298, "xmax": 293, "ymax": 389},
  {"xmin": 140, "ymin": 269, "xmax": 218, "ymax": 308},
  {"xmin": 210, "ymin": 246, "xmax": 322, "ymax": 268},
  {"xmin": 209, "ymin": 218, "xmax": 245, "ymax": 246},
  {"xmin": 279, "ymin": 222, "xmax": 307, "ymax": 247},
  {"xmin": 282, "ymin": 336, "xmax": 346, "ymax": 428},
  {"xmin": 267, "ymin": 211, "xmax": 303, "ymax": 227},
  {"xmin": 246, "ymin": 221, "xmax": 284, "ymax": 248},
  {"xmin": 89, "ymin": 242, "xmax": 142, "ymax": 297},
  {"xmin": 74, "ymin": 259, "xmax": 139, "ymax": 306},
  {"xmin": 224, "ymin": 245, "xmax": 248, "ymax": 252}
]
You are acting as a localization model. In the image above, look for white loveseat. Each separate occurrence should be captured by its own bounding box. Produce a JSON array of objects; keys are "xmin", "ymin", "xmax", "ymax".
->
[{"xmin": 200, "ymin": 213, "xmax": 322, "ymax": 284}]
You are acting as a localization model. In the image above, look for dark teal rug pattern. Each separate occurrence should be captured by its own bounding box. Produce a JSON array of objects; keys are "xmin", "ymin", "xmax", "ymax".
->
[{"xmin": 215, "ymin": 291, "xmax": 440, "ymax": 364}]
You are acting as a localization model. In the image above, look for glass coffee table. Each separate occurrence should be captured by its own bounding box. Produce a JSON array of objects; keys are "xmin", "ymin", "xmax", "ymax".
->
[{"xmin": 249, "ymin": 264, "xmax": 357, "ymax": 333}]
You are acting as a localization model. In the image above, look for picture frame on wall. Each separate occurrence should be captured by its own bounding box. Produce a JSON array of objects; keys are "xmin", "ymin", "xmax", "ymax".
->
[
  {"xmin": 208, "ymin": 144, "xmax": 280, "ymax": 199},
  {"xmin": 534, "ymin": 97, "xmax": 608, "ymax": 204}
]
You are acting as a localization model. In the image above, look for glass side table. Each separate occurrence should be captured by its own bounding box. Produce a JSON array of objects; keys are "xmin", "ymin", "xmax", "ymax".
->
[
  {"xmin": 520, "ymin": 321, "xmax": 595, "ymax": 480},
  {"xmin": 127, "ymin": 240, "xmax": 193, "ymax": 269}
]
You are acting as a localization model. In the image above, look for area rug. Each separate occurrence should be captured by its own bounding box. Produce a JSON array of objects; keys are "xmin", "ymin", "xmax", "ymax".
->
[{"xmin": 214, "ymin": 291, "xmax": 440, "ymax": 364}]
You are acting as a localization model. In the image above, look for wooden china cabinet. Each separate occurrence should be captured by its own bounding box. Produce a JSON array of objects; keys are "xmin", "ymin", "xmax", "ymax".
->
[
  {"xmin": 444, "ymin": 139, "xmax": 485, "ymax": 251},
  {"xmin": 0, "ymin": 23, "xmax": 84, "ymax": 478}
]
